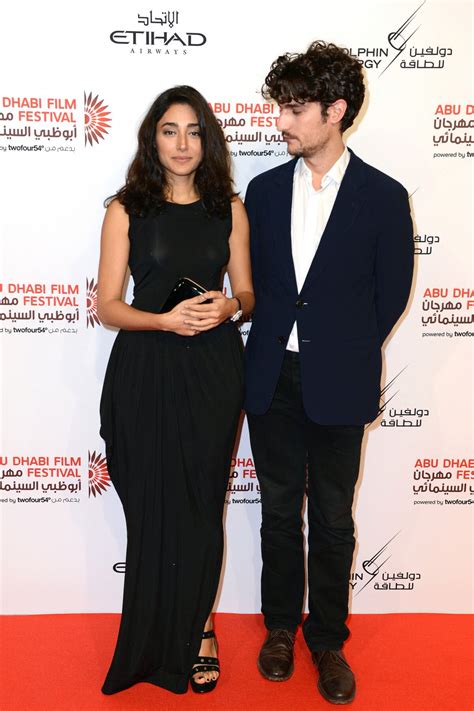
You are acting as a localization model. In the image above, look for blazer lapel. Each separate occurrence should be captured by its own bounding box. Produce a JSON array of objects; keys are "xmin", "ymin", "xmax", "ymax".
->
[
  {"xmin": 270, "ymin": 159, "xmax": 298, "ymax": 294},
  {"xmin": 301, "ymin": 150, "xmax": 368, "ymax": 293}
]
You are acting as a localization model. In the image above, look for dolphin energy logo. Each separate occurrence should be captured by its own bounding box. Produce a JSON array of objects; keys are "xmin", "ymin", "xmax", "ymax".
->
[
  {"xmin": 349, "ymin": 0, "xmax": 453, "ymax": 76},
  {"xmin": 84, "ymin": 92, "xmax": 112, "ymax": 147},
  {"xmin": 351, "ymin": 531, "xmax": 422, "ymax": 594},
  {"xmin": 365, "ymin": 365, "xmax": 408, "ymax": 428},
  {"xmin": 88, "ymin": 450, "xmax": 111, "ymax": 497}
]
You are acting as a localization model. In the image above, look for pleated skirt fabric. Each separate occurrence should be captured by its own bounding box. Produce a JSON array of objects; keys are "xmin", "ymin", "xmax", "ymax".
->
[{"xmin": 100, "ymin": 322, "xmax": 243, "ymax": 694}]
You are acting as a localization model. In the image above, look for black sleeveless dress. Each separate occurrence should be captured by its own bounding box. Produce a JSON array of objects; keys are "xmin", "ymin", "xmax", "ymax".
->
[{"xmin": 100, "ymin": 200, "xmax": 243, "ymax": 695}]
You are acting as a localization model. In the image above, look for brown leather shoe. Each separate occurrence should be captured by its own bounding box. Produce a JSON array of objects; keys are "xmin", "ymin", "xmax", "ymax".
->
[
  {"xmin": 257, "ymin": 629, "xmax": 295, "ymax": 681},
  {"xmin": 312, "ymin": 650, "xmax": 356, "ymax": 704}
]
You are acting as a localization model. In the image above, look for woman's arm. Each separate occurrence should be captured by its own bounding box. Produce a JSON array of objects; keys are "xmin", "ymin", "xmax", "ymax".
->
[
  {"xmin": 183, "ymin": 197, "xmax": 255, "ymax": 331},
  {"xmin": 226, "ymin": 196, "xmax": 255, "ymax": 317},
  {"xmin": 97, "ymin": 200, "xmax": 202, "ymax": 336}
]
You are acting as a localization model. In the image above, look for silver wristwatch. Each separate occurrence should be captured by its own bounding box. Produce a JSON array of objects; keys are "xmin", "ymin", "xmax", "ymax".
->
[{"xmin": 230, "ymin": 296, "xmax": 243, "ymax": 322}]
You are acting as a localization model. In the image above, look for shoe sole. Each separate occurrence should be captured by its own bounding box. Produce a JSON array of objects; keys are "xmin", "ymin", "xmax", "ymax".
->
[
  {"xmin": 190, "ymin": 682, "xmax": 218, "ymax": 694},
  {"xmin": 317, "ymin": 679, "xmax": 355, "ymax": 705},
  {"xmin": 257, "ymin": 658, "xmax": 294, "ymax": 682}
]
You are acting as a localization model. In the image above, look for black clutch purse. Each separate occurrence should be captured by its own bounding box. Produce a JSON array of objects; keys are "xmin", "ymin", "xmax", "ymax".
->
[{"xmin": 160, "ymin": 277, "xmax": 210, "ymax": 313}]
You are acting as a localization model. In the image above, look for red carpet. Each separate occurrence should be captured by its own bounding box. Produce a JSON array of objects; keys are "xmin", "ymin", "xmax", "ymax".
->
[{"xmin": 1, "ymin": 613, "xmax": 472, "ymax": 710}]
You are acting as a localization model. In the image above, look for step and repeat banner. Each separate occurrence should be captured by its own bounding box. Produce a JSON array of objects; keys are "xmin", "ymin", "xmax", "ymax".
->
[{"xmin": 1, "ymin": 0, "xmax": 472, "ymax": 615}]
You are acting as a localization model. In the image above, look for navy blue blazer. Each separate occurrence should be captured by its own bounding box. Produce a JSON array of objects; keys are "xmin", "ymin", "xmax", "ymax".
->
[{"xmin": 244, "ymin": 150, "xmax": 414, "ymax": 425}]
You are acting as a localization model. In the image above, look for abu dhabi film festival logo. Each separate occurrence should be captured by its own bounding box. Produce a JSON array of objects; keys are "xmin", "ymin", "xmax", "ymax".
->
[
  {"xmin": 88, "ymin": 450, "xmax": 111, "ymax": 498},
  {"xmin": 432, "ymin": 104, "xmax": 474, "ymax": 157},
  {"xmin": 84, "ymin": 93, "xmax": 112, "ymax": 147},
  {"xmin": 109, "ymin": 9, "xmax": 207, "ymax": 56},
  {"xmin": 351, "ymin": 531, "xmax": 422, "ymax": 594},
  {"xmin": 421, "ymin": 287, "xmax": 474, "ymax": 337},
  {"xmin": 0, "ymin": 277, "xmax": 103, "ymax": 334},
  {"xmin": 0, "ymin": 451, "xmax": 112, "ymax": 503},
  {"xmin": 86, "ymin": 277, "xmax": 101, "ymax": 328},
  {"xmin": 349, "ymin": 0, "xmax": 453, "ymax": 76},
  {"xmin": 412, "ymin": 457, "xmax": 474, "ymax": 505},
  {"xmin": 0, "ymin": 92, "xmax": 111, "ymax": 151},
  {"xmin": 0, "ymin": 452, "xmax": 111, "ymax": 504}
]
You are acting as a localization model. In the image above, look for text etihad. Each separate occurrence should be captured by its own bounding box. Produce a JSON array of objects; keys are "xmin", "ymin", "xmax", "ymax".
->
[{"xmin": 110, "ymin": 31, "xmax": 206, "ymax": 46}]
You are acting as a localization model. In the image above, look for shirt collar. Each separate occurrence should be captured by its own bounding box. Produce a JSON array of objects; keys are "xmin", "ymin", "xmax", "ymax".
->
[{"xmin": 295, "ymin": 147, "xmax": 350, "ymax": 190}]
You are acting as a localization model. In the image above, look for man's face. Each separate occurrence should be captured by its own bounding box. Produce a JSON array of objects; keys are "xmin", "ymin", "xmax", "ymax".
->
[{"xmin": 276, "ymin": 101, "xmax": 331, "ymax": 158}]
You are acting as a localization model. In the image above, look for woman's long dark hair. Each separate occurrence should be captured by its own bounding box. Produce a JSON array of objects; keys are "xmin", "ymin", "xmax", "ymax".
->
[{"xmin": 108, "ymin": 86, "xmax": 236, "ymax": 218}]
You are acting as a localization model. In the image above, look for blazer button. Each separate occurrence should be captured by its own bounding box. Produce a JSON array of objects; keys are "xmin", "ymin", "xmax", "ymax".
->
[
  {"xmin": 277, "ymin": 336, "xmax": 286, "ymax": 344},
  {"xmin": 295, "ymin": 299, "xmax": 306, "ymax": 308}
]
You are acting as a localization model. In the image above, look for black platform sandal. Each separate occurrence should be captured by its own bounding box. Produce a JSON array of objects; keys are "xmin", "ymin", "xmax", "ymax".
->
[{"xmin": 190, "ymin": 629, "xmax": 220, "ymax": 694}]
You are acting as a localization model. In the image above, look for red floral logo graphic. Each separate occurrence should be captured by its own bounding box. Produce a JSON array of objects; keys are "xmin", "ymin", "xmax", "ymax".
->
[
  {"xmin": 86, "ymin": 277, "xmax": 100, "ymax": 328},
  {"xmin": 84, "ymin": 92, "xmax": 112, "ymax": 147},
  {"xmin": 88, "ymin": 450, "xmax": 111, "ymax": 497}
]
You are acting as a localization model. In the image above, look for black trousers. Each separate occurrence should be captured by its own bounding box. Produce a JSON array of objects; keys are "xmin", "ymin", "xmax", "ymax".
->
[{"xmin": 247, "ymin": 351, "xmax": 364, "ymax": 652}]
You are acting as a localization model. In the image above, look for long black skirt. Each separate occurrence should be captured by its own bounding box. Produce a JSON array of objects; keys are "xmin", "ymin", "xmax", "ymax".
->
[{"xmin": 100, "ymin": 322, "xmax": 243, "ymax": 694}]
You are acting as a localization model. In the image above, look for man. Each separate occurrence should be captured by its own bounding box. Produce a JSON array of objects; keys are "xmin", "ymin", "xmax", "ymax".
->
[{"xmin": 244, "ymin": 41, "xmax": 413, "ymax": 704}]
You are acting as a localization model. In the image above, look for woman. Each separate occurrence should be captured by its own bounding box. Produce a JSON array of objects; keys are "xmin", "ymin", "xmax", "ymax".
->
[{"xmin": 98, "ymin": 85, "xmax": 254, "ymax": 695}]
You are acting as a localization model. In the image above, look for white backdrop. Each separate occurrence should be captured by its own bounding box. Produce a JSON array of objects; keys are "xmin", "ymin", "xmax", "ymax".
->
[{"xmin": 1, "ymin": 0, "xmax": 472, "ymax": 615}]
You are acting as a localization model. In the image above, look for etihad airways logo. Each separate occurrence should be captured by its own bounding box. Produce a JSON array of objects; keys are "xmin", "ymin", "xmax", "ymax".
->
[{"xmin": 109, "ymin": 9, "xmax": 207, "ymax": 55}]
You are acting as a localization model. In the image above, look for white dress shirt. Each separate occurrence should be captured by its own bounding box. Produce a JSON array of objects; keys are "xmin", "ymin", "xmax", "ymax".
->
[{"xmin": 286, "ymin": 148, "xmax": 350, "ymax": 352}]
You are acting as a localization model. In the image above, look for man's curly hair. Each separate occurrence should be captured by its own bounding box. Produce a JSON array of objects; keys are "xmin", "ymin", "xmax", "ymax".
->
[{"xmin": 263, "ymin": 41, "xmax": 365, "ymax": 132}]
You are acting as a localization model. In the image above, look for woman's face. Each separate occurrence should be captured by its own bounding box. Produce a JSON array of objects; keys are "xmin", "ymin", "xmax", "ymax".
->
[{"xmin": 155, "ymin": 103, "xmax": 203, "ymax": 182}]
